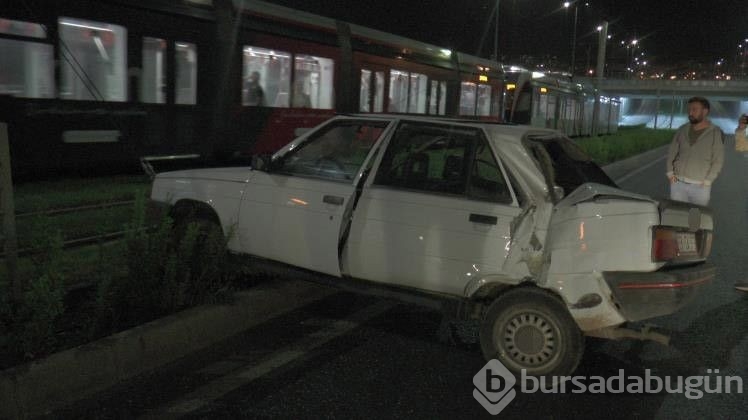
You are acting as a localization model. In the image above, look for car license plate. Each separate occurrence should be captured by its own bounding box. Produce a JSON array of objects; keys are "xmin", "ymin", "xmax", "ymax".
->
[{"xmin": 676, "ymin": 232, "xmax": 697, "ymax": 253}]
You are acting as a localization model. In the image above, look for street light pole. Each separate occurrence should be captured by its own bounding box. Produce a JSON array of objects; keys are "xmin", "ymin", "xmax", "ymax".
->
[
  {"xmin": 564, "ymin": 1, "xmax": 581, "ymax": 78},
  {"xmin": 591, "ymin": 21, "xmax": 608, "ymax": 136},
  {"xmin": 493, "ymin": 0, "xmax": 500, "ymax": 60},
  {"xmin": 570, "ymin": 4, "xmax": 578, "ymax": 78}
]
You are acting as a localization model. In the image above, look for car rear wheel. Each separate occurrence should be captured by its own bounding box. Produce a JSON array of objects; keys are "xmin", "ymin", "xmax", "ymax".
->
[{"xmin": 479, "ymin": 287, "xmax": 584, "ymax": 376}]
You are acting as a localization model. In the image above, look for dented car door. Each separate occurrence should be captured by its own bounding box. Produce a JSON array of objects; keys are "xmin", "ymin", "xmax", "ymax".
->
[{"xmin": 344, "ymin": 121, "xmax": 523, "ymax": 295}]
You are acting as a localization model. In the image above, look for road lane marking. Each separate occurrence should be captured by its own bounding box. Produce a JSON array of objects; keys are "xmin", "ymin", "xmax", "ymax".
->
[
  {"xmin": 614, "ymin": 154, "xmax": 667, "ymax": 184},
  {"xmin": 139, "ymin": 300, "xmax": 395, "ymax": 419}
]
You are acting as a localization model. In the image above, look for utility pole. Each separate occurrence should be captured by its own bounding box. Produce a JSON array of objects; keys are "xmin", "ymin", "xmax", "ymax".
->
[{"xmin": 0, "ymin": 122, "xmax": 19, "ymax": 302}]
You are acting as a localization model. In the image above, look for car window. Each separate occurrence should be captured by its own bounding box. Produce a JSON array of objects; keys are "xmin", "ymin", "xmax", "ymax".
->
[
  {"xmin": 525, "ymin": 134, "xmax": 617, "ymax": 195},
  {"xmin": 468, "ymin": 137, "xmax": 513, "ymax": 204},
  {"xmin": 274, "ymin": 120, "xmax": 388, "ymax": 181},
  {"xmin": 375, "ymin": 122, "xmax": 514, "ymax": 204},
  {"xmin": 374, "ymin": 122, "xmax": 474, "ymax": 195}
]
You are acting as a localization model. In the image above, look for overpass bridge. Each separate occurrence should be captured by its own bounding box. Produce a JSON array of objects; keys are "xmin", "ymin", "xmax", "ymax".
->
[
  {"xmin": 577, "ymin": 78, "xmax": 748, "ymax": 100},
  {"xmin": 575, "ymin": 77, "xmax": 748, "ymax": 131}
]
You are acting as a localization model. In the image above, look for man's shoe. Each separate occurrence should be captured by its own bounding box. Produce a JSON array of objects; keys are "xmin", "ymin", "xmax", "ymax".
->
[{"xmin": 735, "ymin": 282, "xmax": 748, "ymax": 292}]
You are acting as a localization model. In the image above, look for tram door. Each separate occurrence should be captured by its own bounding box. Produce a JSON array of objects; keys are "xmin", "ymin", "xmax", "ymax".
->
[
  {"xmin": 428, "ymin": 79, "xmax": 448, "ymax": 116},
  {"xmin": 359, "ymin": 66, "xmax": 386, "ymax": 113}
]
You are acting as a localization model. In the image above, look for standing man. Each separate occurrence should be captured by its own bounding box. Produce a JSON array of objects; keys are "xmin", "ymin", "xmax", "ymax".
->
[{"xmin": 666, "ymin": 97, "xmax": 724, "ymax": 206}]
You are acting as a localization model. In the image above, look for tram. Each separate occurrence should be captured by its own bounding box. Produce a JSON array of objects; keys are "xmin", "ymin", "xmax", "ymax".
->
[{"xmin": 0, "ymin": 0, "xmax": 616, "ymax": 179}]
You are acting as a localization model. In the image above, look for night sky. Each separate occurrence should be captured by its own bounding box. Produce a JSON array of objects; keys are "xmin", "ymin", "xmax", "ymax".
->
[{"xmin": 263, "ymin": 0, "xmax": 747, "ymax": 69}]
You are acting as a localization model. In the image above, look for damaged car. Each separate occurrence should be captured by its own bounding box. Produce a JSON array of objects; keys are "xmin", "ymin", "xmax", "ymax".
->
[{"xmin": 149, "ymin": 115, "xmax": 715, "ymax": 376}]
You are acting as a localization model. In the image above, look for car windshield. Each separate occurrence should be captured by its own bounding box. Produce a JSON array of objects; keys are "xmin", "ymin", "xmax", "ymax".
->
[{"xmin": 525, "ymin": 134, "xmax": 617, "ymax": 194}]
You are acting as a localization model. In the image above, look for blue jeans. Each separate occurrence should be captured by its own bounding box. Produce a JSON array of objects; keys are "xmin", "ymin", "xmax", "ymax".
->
[{"xmin": 670, "ymin": 180, "xmax": 711, "ymax": 206}]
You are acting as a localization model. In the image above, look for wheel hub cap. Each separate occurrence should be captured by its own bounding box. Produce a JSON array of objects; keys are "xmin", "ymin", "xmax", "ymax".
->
[{"xmin": 501, "ymin": 313, "xmax": 557, "ymax": 366}]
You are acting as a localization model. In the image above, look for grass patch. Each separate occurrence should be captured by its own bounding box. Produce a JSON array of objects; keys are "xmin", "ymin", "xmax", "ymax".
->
[
  {"xmin": 576, "ymin": 127, "xmax": 674, "ymax": 165},
  {"xmin": 13, "ymin": 175, "xmax": 150, "ymax": 213},
  {"xmin": 0, "ymin": 242, "xmax": 127, "ymax": 291}
]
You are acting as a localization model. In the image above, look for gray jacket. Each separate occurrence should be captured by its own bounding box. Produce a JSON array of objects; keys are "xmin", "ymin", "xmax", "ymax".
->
[{"xmin": 666, "ymin": 123, "xmax": 724, "ymax": 186}]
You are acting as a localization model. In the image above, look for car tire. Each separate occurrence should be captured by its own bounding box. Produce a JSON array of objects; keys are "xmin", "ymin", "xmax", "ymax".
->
[
  {"xmin": 479, "ymin": 287, "xmax": 584, "ymax": 377},
  {"xmin": 171, "ymin": 206, "xmax": 225, "ymax": 253}
]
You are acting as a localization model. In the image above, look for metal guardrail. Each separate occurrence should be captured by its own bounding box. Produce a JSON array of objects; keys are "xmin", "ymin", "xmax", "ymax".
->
[
  {"xmin": 0, "ymin": 225, "xmax": 153, "ymax": 259},
  {"xmin": 0, "ymin": 197, "xmax": 158, "ymax": 259},
  {"xmin": 0, "ymin": 199, "xmax": 136, "ymax": 219},
  {"xmin": 140, "ymin": 154, "xmax": 201, "ymax": 179}
]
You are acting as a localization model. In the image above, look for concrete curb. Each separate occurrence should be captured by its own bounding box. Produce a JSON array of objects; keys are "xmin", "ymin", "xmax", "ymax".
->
[
  {"xmin": 0, "ymin": 145, "xmax": 667, "ymax": 419},
  {"xmin": 0, "ymin": 279, "xmax": 335, "ymax": 419}
]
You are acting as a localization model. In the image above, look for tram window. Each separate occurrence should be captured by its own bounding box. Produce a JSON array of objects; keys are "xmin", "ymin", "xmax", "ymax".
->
[
  {"xmin": 175, "ymin": 42, "xmax": 197, "ymax": 105},
  {"xmin": 59, "ymin": 17, "xmax": 127, "ymax": 102},
  {"xmin": 243, "ymin": 46, "xmax": 290, "ymax": 107},
  {"xmin": 476, "ymin": 84, "xmax": 491, "ymax": 116},
  {"xmin": 0, "ymin": 18, "xmax": 45, "ymax": 38},
  {"xmin": 374, "ymin": 71, "xmax": 384, "ymax": 112},
  {"xmin": 429, "ymin": 81, "xmax": 437, "ymax": 114},
  {"xmin": 360, "ymin": 69, "xmax": 371, "ymax": 112},
  {"xmin": 408, "ymin": 73, "xmax": 427, "ymax": 114},
  {"xmin": 389, "ymin": 70, "xmax": 408, "ymax": 113},
  {"xmin": 460, "ymin": 82, "xmax": 476, "ymax": 116},
  {"xmin": 0, "ymin": 38, "xmax": 54, "ymax": 98},
  {"xmin": 439, "ymin": 81, "xmax": 446, "ymax": 115},
  {"xmin": 388, "ymin": 69, "xmax": 426, "ymax": 114},
  {"xmin": 294, "ymin": 55, "xmax": 333, "ymax": 109},
  {"xmin": 141, "ymin": 37, "xmax": 165, "ymax": 104},
  {"xmin": 491, "ymin": 87, "xmax": 501, "ymax": 118}
]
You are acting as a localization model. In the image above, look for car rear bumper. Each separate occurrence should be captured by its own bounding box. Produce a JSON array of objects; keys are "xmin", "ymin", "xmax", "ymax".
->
[{"xmin": 603, "ymin": 262, "xmax": 715, "ymax": 322}]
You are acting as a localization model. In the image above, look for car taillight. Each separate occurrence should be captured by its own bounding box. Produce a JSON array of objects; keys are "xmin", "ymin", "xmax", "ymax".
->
[{"xmin": 652, "ymin": 227, "xmax": 678, "ymax": 262}]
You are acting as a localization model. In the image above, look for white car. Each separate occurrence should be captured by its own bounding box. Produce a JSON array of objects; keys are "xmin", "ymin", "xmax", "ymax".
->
[{"xmin": 150, "ymin": 115, "xmax": 715, "ymax": 376}]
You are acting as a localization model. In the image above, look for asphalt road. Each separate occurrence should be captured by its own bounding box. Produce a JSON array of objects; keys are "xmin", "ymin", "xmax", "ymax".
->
[{"xmin": 51, "ymin": 138, "xmax": 748, "ymax": 419}]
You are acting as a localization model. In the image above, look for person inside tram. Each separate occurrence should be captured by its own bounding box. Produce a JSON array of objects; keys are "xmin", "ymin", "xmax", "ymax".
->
[
  {"xmin": 244, "ymin": 71, "xmax": 265, "ymax": 106},
  {"xmin": 291, "ymin": 81, "xmax": 311, "ymax": 108}
]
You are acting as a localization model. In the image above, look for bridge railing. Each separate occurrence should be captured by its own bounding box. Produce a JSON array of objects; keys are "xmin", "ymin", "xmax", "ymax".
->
[{"xmin": 577, "ymin": 77, "xmax": 748, "ymax": 97}]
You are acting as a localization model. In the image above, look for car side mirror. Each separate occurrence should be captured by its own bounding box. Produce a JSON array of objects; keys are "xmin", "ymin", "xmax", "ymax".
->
[
  {"xmin": 251, "ymin": 154, "xmax": 273, "ymax": 172},
  {"xmin": 552, "ymin": 185, "xmax": 565, "ymax": 202}
]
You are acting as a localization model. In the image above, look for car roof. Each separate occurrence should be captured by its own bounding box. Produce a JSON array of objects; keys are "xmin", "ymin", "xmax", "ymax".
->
[{"xmin": 335, "ymin": 113, "xmax": 562, "ymax": 146}]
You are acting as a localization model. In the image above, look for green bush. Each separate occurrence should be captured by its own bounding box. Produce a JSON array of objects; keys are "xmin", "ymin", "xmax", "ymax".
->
[
  {"xmin": 95, "ymin": 197, "xmax": 236, "ymax": 331},
  {"xmin": 0, "ymin": 224, "xmax": 66, "ymax": 363}
]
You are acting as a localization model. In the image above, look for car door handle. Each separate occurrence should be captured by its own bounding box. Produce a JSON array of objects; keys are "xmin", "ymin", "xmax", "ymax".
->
[
  {"xmin": 469, "ymin": 213, "xmax": 498, "ymax": 225},
  {"xmin": 323, "ymin": 195, "xmax": 344, "ymax": 205}
]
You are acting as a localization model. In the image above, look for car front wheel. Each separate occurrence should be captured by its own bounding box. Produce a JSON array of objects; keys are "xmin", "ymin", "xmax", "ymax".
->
[{"xmin": 479, "ymin": 287, "xmax": 584, "ymax": 377}]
